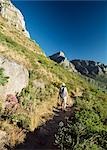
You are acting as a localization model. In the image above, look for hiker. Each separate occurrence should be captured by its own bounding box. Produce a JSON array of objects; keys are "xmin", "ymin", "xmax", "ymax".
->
[{"xmin": 58, "ymin": 83, "xmax": 68, "ymax": 110}]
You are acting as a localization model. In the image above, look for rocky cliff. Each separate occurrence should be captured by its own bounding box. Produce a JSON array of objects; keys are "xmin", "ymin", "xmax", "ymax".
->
[
  {"xmin": 49, "ymin": 51, "xmax": 107, "ymax": 77},
  {"xmin": 0, "ymin": 0, "xmax": 30, "ymax": 37},
  {"xmin": 71, "ymin": 59, "xmax": 107, "ymax": 76},
  {"xmin": 49, "ymin": 51, "xmax": 77, "ymax": 72}
]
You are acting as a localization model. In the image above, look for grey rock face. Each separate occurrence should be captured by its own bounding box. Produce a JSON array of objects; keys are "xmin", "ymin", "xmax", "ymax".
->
[
  {"xmin": 49, "ymin": 51, "xmax": 77, "ymax": 72},
  {"xmin": 71, "ymin": 59, "xmax": 107, "ymax": 76},
  {"xmin": 49, "ymin": 52, "xmax": 107, "ymax": 76},
  {"xmin": 49, "ymin": 51, "xmax": 65, "ymax": 63},
  {"xmin": 0, "ymin": 56, "xmax": 29, "ymax": 99},
  {"xmin": 0, "ymin": 0, "xmax": 30, "ymax": 37}
]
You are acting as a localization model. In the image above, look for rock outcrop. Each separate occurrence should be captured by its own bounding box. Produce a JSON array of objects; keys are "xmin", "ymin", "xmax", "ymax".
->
[
  {"xmin": 0, "ymin": 0, "xmax": 30, "ymax": 37},
  {"xmin": 49, "ymin": 51, "xmax": 77, "ymax": 72},
  {"xmin": 71, "ymin": 59, "xmax": 107, "ymax": 76},
  {"xmin": 49, "ymin": 52, "xmax": 107, "ymax": 77},
  {"xmin": 0, "ymin": 56, "xmax": 29, "ymax": 99}
]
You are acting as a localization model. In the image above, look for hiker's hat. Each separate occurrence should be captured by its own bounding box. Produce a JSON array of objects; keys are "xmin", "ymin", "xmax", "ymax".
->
[{"xmin": 62, "ymin": 83, "xmax": 66, "ymax": 87}]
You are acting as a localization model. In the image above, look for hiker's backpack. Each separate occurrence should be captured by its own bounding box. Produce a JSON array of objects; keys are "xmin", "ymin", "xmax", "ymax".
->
[{"xmin": 59, "ymin": 86, "xmax": 67, "ymax": 99}]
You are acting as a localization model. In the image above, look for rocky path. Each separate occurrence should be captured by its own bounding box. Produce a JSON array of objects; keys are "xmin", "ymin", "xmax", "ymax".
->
[{"xmin": 15, "ymin": 105, "xmax": 74, "ymax": 150}]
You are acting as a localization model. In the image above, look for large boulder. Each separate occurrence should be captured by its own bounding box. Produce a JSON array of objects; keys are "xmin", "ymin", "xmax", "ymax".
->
[{"xmin": 0, "ymin": 56, "xmax": 29, "ymax": 99}]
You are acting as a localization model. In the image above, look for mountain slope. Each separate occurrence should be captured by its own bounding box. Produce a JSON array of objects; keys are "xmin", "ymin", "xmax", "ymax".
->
[
  {"xmin": 0, "ymin": 2, "xmax": 107, "ymax": 150},
  {"xmin": 0, "ymin": 14, "xmax": 88, "ymax": 148}
]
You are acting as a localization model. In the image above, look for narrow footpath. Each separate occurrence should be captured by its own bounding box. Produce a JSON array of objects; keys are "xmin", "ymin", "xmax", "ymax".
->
[{"xmin": 15, "ymin": 105, "xmax": 74, "ymax": 150}]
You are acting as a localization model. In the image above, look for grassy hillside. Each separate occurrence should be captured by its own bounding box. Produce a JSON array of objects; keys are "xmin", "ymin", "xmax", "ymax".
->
[
  {"xmin": 0, "ymin": 16, "xmax": 107, "ymax": 149},
  {"xmin": 80, "ymin": 74, "xmax": 107, "ymax": 93},
  {"xmin": 95, "ymin": 74, "xmax": 107, "ymax": 90}
]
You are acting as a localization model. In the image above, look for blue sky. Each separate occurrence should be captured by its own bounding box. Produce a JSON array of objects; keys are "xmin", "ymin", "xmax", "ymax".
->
[{"xmin": 12, "ymin": 1, "xmax": 107, "ymax": 64}]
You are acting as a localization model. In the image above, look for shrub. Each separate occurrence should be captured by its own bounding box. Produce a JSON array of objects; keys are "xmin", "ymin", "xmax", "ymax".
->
[
  {"xmin": 0, "ymin": 68, "xmax": 9, "ymax": 86},
  {"xmin": 0, "ymin": 121, "xmax": 26, "ymax": 148},
  {"xmin": 10, "ymin": 113, "xmax": 30, "ymax": 130},
  {"xmin": 55, "ymin": 89, "xmax": 107, "ymax": 150}
]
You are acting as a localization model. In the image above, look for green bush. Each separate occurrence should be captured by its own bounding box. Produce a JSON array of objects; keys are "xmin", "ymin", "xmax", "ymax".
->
[
  {"xmin": 55, "ymin": 89, "xmax": 107, "ymax": 150},
  {"xmin": 11, "ymin": 113, "xmax": 30, "ymax": 130},
  {"xmin": 0, "ymin": 68, "xmax": 9, "ymax": 86}
]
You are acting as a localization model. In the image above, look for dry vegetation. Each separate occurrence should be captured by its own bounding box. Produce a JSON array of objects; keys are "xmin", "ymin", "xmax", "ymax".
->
[{"xmin": 0, "ymin": 16, "xmax": 107, "ymax": 149}]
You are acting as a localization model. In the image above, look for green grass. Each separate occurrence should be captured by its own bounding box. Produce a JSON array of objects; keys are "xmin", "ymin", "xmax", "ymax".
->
[
  {"xmin": 55, "ymin": 88, "xmax": 107, "ymax": 150},
  {"xmin": 0, "ymin": 68, "xmax": 9, "ymax": 86},
  {"xmin": 0, "ymin": 31, "xmax": 38, "ymax": 65},
  {"xmin": 0, "ymin": 22, "xmax": 107, "ymax": 149}
]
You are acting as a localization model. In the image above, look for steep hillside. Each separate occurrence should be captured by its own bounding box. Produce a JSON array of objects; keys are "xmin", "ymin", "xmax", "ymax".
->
[
  {"xmin": 0, "ymin": 2, "xmax": 107, "ymax": 150},
  {"xmin": 0, "ymin": 14, "xmax": 87, "ymax": 149}
]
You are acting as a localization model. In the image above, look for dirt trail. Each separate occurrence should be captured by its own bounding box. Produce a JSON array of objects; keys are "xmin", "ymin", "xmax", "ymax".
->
[{"xmin": 15, "ymin": 105, "xmax": 74, "ymax": 150}]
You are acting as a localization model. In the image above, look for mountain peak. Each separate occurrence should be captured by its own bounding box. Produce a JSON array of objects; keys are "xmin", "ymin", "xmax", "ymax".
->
[
  {"xmin": 58, "ymin": 51, "xmax": 65, "ymax": 57},
  {"xmin": 0, "ymin": 0, "xmax": 30, "ymax": 37},
  {"xmin": 49, "ymin": 51, "xmax": 77, "ymax": 72},
  {"xmin": 49, "ymin": 51, "xmax": 66, "ymax": 64}
]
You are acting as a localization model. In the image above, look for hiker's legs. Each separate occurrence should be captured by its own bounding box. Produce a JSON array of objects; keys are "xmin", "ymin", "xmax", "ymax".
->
[
  {"xmin": 60, "ymin": 99, "xmax": 64, "ymax": 109},
  {"xmin": 62, "ymin": 97, "xmax": 67, "ymax": 110},
  {"xmin": 59, "ymin": 98, "xmax": 64, "ymax": 110},
  {"xmin": 64, "ymin": 97, "xmax": 67, "ymax": 110}
]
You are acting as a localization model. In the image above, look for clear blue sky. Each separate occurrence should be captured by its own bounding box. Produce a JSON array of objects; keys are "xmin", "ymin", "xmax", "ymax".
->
[{"xmin": 12, "ymin": 1, "xmax": 107, "ymax": 64}]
